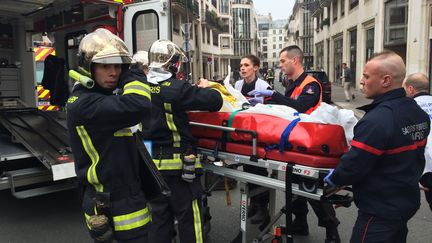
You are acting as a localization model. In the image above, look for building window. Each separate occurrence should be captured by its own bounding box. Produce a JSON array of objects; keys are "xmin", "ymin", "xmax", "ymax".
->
[
  {"xmin": 221, "ymin": 0, "xmax": 229, "ymax": 14},
  {"xmin": 279, "ymin": 36, "xmax": 282, "ymax": 41},
  {"xmin": 349, "ymin": 29, "xmax": 357, "ymax": 87},
  {"xmin": 134, "ymin": 12, "xmax": 159, "ymax": 53},
  {"xmin": 273, "ymin": 52, "xmax": 276, "ymax": 58},
  {"xmin": 349, "ymin": 0, "xmax": 359, "ymax": 10},
  {"xmin": 333, "ymin": 1, "xmax": 338, "ymax": 23},
  {"xmin": 263, "ymin": 38, "xmax": 267, "ymax": 44},
  {"xmin": 263, "ymin": 46, "xmax": 267, "ymax": 51},
  {"xmin": 279, "ymin": 44, "xmax": 282, "ymax": 49},
  {"xmin": 273, "ymin": 29, "xmax": 276, "ymax": 34},
  {"xmin": 273, "ymin": 44, "xmax": 276, "ymax": 49},
  {"xmin": 334, "ymin": 37, "xmax": 343, "ymax": 84},
  {"xmin": 315, "ymin": 42, "xmax": 324, "ymax": 70},
  {"xmin": 366, "ymin": 27, "xmax": 375, "ymax": 60},
  {"xmin": 341, "ymin": 0, "xmax": 345, "ymax": 17},
  {"xmin": 173, "ymin": 14, "xmax": 180, "ymax": 34},
  {"xmin": 384, "ymin": 0, "xmax": 408, "ymax": 46},
  {"xmin": 273, "ymin": 36, "xmax": 276, "ymax": 42}
]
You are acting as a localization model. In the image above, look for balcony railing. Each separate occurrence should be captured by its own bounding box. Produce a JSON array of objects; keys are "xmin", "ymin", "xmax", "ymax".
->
[
  {"xmin": 201, "ymin": 9, "xmax": 225, "ymax": 32},
  {"xmin": 172, "ymin": 0, "xmax": 199, "ymax": 17}
]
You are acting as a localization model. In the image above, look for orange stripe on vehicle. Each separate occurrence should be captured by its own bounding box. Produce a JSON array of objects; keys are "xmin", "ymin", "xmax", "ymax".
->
[
  {"xmin": 35, "ymin": 48, "xmax": 50, "ymax": 61},
  {"xmin": 33, "ymin": 47, "xmax": 41, "ymax": 56},
  {"xmin": 38, "ymin": 90, "xmax": 51, "ymax": 99},
  {"xmin": 47, "ymin": 106, "xmax": 58, "ymax": 111}
]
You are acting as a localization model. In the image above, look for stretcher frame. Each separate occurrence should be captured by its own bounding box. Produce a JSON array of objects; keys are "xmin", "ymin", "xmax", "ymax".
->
[{"xmin": 191, "ymin": 121, "xmax": 351, "ymax": 243}]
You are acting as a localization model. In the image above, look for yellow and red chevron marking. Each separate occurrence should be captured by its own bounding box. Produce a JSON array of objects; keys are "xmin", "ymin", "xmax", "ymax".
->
[
  {"xmin": 34, "ymin": 47, "xmax": 56, "ymax": 62},
  {"xmin": 37, "ymin": 85, "xmax": 51, "ymax": 99},
  {"xmin": 38, "ymin": 105, "xmax": 59, "ymax": 111}
]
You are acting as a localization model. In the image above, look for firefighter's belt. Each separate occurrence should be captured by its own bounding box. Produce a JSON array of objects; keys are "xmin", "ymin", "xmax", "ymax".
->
[
  {"xmin": 87, "ymin": 182, "xmax": 141, "ymax": 201},
  {"xmin": 152, "ymin": 146, "xmax": 194, "ymax": 159}
]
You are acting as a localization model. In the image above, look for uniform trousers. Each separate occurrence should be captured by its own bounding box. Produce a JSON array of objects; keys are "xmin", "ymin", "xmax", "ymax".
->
[
  {"xmin": 350, "ymin": 211, "xmax": 408, "ymax": 243},
  {"xmin": 148, "ymin": 175, "xmax": 203, "ymax": 243},
  {"xmin": 343, "ymin": 81, "xmax": 354, "ymax": 101},
  {"xmin": 292, "ymin": 197, "xmax": 340, "ymax": 228},
  {"xmin": 243, "ymin": 164, "xmax": 269, "ymax": 208}
]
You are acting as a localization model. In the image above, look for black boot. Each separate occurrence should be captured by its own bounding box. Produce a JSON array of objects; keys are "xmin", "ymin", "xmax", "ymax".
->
[
  {"xmin": 250, "ymin": 207, "xmax": 269, "ymax": 224},
  {"xmin": 230, "ymin": 231, "xmax": 242, "ymax": 243},
  {"xmin": 247, "ymin": 204, "xmax": 258, "ymax": 218},
  {"xmin": 258, "ymin": 214, "xmax": 271, "ymax": 231},
  {"xmin": 291, "ymin": 216, "xmax": 309, "ymax": 236},
  {"xmin": 325, "ymin": 227, "xmax": 341, "ymax": 243},
  {"xmin": 352, "ymin": 94, "xmax": 356, "ymax": 100}
]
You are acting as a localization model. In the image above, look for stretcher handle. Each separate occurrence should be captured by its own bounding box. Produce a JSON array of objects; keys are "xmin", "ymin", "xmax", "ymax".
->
[{"xmin": 189, "ymin": 121, "xmax": 258, "ymax": 156}]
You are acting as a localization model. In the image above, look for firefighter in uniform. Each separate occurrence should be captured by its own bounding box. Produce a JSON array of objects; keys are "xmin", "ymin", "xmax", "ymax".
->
[
  {"xmin": 250, "ymin": 45, "xmax": 340, "ymax": 243},
  {"xmin": 66, "ymin": 28, "xmax": 152, "ymax": 243},
  {"xmin": 144, "ymin": 40, "xmax": 223, "ymax": 243},
  {"xmin": 325, "ymin": 51, "xmax": 430, "ymax": 243},
  {"xmin": 265, "ymin": 68, "xmax": 275, "ymax": 88}
]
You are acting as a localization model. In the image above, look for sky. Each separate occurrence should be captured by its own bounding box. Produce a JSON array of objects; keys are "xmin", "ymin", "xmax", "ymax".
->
[{"xmin": 253, "ymin": 0, "xmax": 295, "ymax": 20}]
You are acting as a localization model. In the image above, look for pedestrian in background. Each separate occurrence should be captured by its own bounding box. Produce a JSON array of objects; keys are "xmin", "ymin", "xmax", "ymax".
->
[
  {"xmin": 325, "ymin": 51, "xmax": 430, "ymax": 243},
  {"xmin": 403, "ymin": 73, "xmax": 432, "ymax": 210},
  {"xmin": 341, "ymin": 63, "xmax": 355, "ymax": 102}
]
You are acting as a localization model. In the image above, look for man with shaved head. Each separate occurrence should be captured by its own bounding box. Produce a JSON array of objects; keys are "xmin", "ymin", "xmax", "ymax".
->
[
  {"xmin": 403, "ymin": 73, "xmax": 432, "ymax": 211},
  {"xmin": 324, "ymin": 51, "xmax": 430, "ymax": 243}
]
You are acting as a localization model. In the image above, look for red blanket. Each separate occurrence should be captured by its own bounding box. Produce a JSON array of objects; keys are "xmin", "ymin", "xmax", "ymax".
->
[{"xmin": 188, "ymin": 111, "xmax": 348, "ymax": 157}]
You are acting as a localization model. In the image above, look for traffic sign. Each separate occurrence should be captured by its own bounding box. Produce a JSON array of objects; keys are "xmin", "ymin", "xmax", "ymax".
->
[
  {"xmin": 183, "ymin": 41, "xmax": 193, "ymax": 52},
  {"xmin": 181, "ymin": 23, "xmax": 192, "ymax": 37}
]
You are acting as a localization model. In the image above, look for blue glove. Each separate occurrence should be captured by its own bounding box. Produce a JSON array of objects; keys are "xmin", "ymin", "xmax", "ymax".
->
[
  {"xmin": 247, "ymin": 89, "xmax": 274, "ymax": 97},
  {"xmin": 248, "ymin": 97, "xmax": 264, "ymax": 106},
  {"xmin": 324, "ymin": 169, "xmax": 337, "ymax": 189}
]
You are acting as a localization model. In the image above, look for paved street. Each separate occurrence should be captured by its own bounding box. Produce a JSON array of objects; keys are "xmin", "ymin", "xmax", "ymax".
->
[{"xmin": 1, "ymin": 81, "xmax": 432, "ymax": 243}]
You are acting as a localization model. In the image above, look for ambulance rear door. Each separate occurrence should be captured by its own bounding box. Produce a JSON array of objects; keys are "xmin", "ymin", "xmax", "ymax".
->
[{"xmin": 123, "ymin": 0, "xmax": 171, "ymax": 54}]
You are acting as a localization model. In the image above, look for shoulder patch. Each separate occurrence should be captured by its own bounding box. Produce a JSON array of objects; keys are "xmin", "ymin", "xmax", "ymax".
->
[
  {"xmin": 161, "ymin": 81, "xmax": 171, "ymax": 87},
  {"xmin": 67, "ymin": 96, "xmax": 78, "ymax": 104},
  {"xmin": 304, "ymin": 85, "xmax": 315, "ymax": 95}
]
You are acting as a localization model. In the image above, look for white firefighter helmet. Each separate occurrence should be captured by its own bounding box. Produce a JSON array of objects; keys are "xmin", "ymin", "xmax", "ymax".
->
[
  {"xmin": 132, "ymin": 51, "xmax": 149, "ymax": 67},
  {"xmin": 148, "ymin": 39, "xmax": 188, "ymax": 74},
  {"xmin": 77, "ymin": 28, "xmax": 132, "ymax": 78}
]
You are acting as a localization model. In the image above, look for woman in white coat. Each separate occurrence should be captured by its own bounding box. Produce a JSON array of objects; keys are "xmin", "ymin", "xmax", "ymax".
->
[
  {"xmin": 234, "ymin": 54, "xmax": 271, "ymax": 228},
  {"xmin": 235, "ymin": 55, "xmax": 271, "ymax": 105}
]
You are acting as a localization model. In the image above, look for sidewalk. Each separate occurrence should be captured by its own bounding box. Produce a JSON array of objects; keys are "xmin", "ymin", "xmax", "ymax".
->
[{"xmin": 331, "ymin": 84, "xmax": 370, "ymax": 118}]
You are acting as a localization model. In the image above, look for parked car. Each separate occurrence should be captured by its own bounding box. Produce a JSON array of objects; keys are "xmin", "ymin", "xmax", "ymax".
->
[{"xmin": 305, "ymin": 70, "xmax": 332, "ymax": 104}]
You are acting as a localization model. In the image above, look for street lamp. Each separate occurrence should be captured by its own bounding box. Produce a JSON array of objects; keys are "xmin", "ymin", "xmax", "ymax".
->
[{"xmin": 183, "ymin": 0, "xmax": 191, "ymax": 82}]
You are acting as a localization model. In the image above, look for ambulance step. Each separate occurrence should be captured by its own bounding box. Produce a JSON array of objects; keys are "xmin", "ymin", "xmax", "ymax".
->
[
  {"xmin": 11, "ymin": 183, "xmax": 76, "ymax": 199},
  {"xmin": 4, "ymin": 167, "xmax": 76, "ymax": 199}
]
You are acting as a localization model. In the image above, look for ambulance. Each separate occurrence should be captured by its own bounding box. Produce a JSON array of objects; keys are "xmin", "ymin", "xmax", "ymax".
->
[{"xmin": 0, "ymin": 0, "xmax": 173, "ymax": 198}]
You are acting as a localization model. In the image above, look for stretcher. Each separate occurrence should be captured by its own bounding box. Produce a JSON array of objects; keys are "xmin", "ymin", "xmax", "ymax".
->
[{"xmin": 189, "ymin": 112, "xmax": 353, "ymax": 243}]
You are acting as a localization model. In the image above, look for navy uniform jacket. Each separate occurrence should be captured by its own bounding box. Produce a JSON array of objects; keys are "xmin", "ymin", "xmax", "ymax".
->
[
  {"xmin": 268, "ymin": 72, "xmax": 321, "ymax": 113},
  {"xmin": 330, "ymin": 88, "xmax": 430, "ymax": 220},
  {"xmin": 145, "ymin": 78, "xmax": 223, "ymax": 174},
  {"xmin": 67, "ymin": 68, "xmax": 152, "ymax": 240}
]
